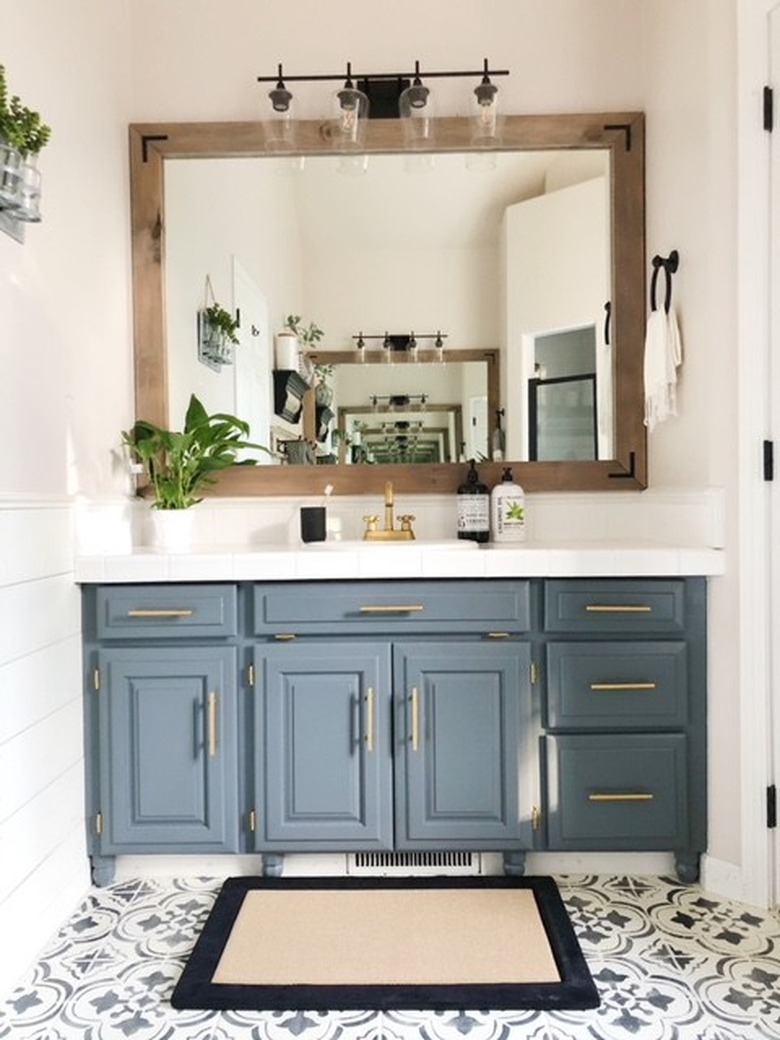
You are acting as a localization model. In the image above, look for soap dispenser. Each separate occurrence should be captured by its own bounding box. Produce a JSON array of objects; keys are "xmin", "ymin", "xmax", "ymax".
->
[
  {"xmin": 457, "ymin": 460, "xmax": 490, "ymax": 543},
  {"xmin": 491, "ymin": 467, "xmax": 526, "ymax": 542}
]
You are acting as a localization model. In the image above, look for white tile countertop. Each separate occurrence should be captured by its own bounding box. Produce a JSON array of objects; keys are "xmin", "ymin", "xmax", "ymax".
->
[{"xmin": 74, "ymin": 541, "xmax": 726, "ymax": 584}]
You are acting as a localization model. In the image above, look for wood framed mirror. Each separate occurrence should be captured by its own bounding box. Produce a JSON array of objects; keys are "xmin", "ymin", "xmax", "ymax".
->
[{"xmin": 129, "ymin": 113, "xmax": 646, "ymax": 495}]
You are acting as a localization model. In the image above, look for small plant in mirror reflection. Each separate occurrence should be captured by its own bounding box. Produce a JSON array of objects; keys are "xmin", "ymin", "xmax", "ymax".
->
[
  {"xmin": 204, "ymin": 302, "xmax": 240, "ymax": 345},
  {"xmin": 285, "ymin": 314, "xmax": 324, "ymax": 348},
  {"xmin": 121, "ymin": 394, "xmax": 269, "ymax": 509}
]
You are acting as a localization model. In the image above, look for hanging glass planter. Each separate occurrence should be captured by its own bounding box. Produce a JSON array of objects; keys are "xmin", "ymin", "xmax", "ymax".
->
[{"xmin": 197, "ymin": 276, "xmax": 238, "ymax": 371}]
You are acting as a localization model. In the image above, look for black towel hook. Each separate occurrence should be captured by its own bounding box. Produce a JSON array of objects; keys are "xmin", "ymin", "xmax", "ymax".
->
[{"xmin": 650, "ymin": 250, "xmax": 680, "ymax": 314}]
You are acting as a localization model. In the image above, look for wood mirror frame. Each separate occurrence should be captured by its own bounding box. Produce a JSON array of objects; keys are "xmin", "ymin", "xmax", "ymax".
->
[{"xmin": 129, "ymin": 112, "xmax": 646, "ymax": 496}]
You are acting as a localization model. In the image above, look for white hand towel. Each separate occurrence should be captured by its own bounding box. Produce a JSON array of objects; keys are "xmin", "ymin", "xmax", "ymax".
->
[{"xmin": 644, "ymin": 306, "xmax": 682, "ymax": 431}]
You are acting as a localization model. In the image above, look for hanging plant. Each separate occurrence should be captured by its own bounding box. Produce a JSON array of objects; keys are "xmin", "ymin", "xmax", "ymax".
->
[
  {"xmin": 205, "ymin": 302, "xmax": 240, "ymax": 345},
  {"xmin": 0, "ymin": 65, "xmax": 51, "ymax": 155}
]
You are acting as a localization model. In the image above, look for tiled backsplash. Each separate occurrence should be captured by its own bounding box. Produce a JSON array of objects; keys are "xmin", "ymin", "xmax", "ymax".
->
[{"xmin": 75, "ymin": 487, "xmax": 725, "ymax": 556}]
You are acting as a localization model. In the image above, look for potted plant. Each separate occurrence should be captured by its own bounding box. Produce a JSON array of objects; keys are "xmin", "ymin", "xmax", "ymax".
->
[
  {"xmin": 313, "ymin": 361, "xmax": 334, "ymax": 407},
  {"xmin": 199, "ymin": 301, "xmax": 240, "ymax": 366},
  {"xmin": 122, "ymin": 394, "xmax": 268, "ymax": 549},
  {"xmin": 284, "ymin": 314, "xmax": 324, "ymax": 383},
  {"xmin": 0, "ymin": 64, "xmax": 51, "ymax": 217}
]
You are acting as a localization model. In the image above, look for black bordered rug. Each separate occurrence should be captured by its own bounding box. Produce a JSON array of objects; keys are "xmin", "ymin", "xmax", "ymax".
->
[{"xmin": 171, "ymin": 875, "xmax": 599, "ymax": 1012}]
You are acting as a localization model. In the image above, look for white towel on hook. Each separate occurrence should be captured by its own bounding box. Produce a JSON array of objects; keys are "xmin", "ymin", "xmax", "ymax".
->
[{"xmin": 643, "ymin": 306, "xmax": 682, "ymax": 431}]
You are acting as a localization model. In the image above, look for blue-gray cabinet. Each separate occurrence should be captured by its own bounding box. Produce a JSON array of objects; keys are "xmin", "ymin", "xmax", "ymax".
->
[
  {"xmin": 249, "ymin": 581, "xmax": 536, "ymax": 868},
  {"xmin": 542, "ymin": 578, "xmax": 706, "ymax": 881},
  {"xmin": 254, "ymin": 641, "xmax": 393, "ymax": 850},
  {"xmin": 81, "ymin": 575, "xmax": 707, "ymax": 884}
]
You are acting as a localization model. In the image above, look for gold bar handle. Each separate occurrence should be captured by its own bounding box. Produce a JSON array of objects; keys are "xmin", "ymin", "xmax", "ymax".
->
[
  {"xmin": 585, "ymin": 605, "xmax": 652, "ymax": 614},
  {"xmin": 410, "ymin": 686, "xmax": 420, "ymax": 751},
  {"xmin": 590, "ymin": 682, "xmax": 657, "ymax": 691},
  {"xmin": 127, "ymin": 608, "xmax": 194, "ymax": 618},
  {"xmin": 365, "ymin": 687, "xmax": 375, "ymax": 753},
  {"xmin": 360, "ymin": 604, "xmax": 424, "ymax": 614},
  {"xmin": 207, "ymin": 692, "xmax": 218, "ymax": 757},
  {"xmin": 588, "ymin": 793, "xmax": 654, "ymax": 802}
]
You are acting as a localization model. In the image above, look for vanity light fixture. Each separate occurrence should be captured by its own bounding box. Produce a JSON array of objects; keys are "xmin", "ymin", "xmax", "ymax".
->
[
  {"xmin": 370, "ymin": 393, "xmax": 428, "ymax": 411},
  {"xmin": 257, "ymin": 60, "xmax": 507, "ymax": 124},
  {"xmin": 351, "ymin": 330, "xmax": 448, "ymax": 361},
  {"xmin": 471, "ymin": 58, "xmax": 502, "ymax": 146},
  {"xmin": 399, "ymin": 61, "xmax": 435, "ymax": 150}
]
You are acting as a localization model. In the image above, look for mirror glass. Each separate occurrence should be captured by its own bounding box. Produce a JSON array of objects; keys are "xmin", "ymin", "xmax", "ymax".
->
[
  {"xmin": 130, "ymin": 115, "xmax": 646, "ymax": 495},
  {"xmin": 164, "ymin": 150, "xmax": 610, "ymax": 466}
]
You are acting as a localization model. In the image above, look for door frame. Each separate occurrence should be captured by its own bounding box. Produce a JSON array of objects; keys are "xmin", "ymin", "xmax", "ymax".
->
[{"xmin": 737, "ymin": 0, "xmax": 778, "ymax": 908}]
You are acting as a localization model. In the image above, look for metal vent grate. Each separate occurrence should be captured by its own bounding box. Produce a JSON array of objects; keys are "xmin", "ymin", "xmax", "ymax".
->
[{"xmin": 347, "ymin": 851, "xmax": 481, "ymax": 876}]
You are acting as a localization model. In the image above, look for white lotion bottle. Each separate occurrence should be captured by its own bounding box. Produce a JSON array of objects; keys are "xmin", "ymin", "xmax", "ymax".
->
[{"xmin": 491, "ymin": 468, "xmax": 526, "ymax": 542}]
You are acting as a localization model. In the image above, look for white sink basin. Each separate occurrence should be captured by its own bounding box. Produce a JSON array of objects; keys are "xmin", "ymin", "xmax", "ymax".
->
[{"xmin": 304, "ymin": 539, "xmax": 479, "ymax": 551}]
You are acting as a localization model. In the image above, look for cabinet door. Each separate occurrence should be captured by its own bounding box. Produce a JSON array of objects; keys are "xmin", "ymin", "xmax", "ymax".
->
[
  {"xmin": 255, "ymin": 642, "xmax": 393, "ymax": 850},
  {"xmin": 97, "ymin": 647, "xmax": 238, "ymax": 852},
  {"xmin": 394, "ymin": 641, "xmax": 535, "ymax": 849}
]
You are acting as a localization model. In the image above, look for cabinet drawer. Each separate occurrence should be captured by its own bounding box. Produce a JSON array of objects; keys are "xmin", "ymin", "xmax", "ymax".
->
[
  {"xmin": 546, "ymin": 642, "xmax": 688, "ymax": 729},
  {"xmin": 95, "ymin": 584, "xmax": 238, "ymax": 639},
  {"xmin": 545, "ymin": 733, "xmax": 688, "ymax": 848},
  {"xmin": 253, "ymin": 580, "xmax": 530, "ymax": 636},
  {"xmin": 544, "ymin": 579, "xmax": 686, "ymax": 634}
]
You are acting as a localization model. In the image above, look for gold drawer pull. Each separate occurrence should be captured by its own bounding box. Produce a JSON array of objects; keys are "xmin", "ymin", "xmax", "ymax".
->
[
  {"xmin": 487, "ymin": 632, "xmax": 510, "ymax": 639},
  {"xmin": 410, "ymin": 686, "xmax": 421, "ymax": 751},
  {"xmin": 590, "ymin": 682, "xmax": 657, "ymax": 691},
  {"xmin": 588, "ymin": 793, "xmax": 655, "ymax": 802},
  {"xmin": 360, "ymin": 604, "xmax": 424, "ymax": 614},
  {"xmin": 126, "ymin": 608, "xmax": 194, "ymax": 618},
  {"xmin": 365, "ymin": 687, "xmax": 375, "ymax": 753},
  {"xmin": 207, "ymin": 692, "xmax": 218, "ymax": 756},
  {"xmin": 585, "ymin": 605, "xmax": 652, "ymax": 614}
]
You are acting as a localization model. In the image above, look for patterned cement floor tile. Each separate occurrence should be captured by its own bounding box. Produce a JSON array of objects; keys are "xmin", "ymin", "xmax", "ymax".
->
[{"xmin": 0, "ymin": 875, "xmax": 778, "ymax": 1040}]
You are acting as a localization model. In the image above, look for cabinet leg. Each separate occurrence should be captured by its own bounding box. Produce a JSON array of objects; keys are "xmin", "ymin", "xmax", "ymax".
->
[
  {"xmin": 262, "ymin": 853, "xmax": 284, "ymax": 877},
  {"xmin": 502, "ymin": 851, "xmax": 526, "ymax": 877},
  {"xmin": 674, "ymin": 851, "xmax": 700, "ymax": 884},
  {"xmin": 90, "ymin": 855, "xmax": 116, "ymax": 887}
]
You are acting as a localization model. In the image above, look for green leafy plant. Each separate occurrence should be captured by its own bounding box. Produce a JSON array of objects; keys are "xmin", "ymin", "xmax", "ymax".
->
[
  {"xmin": 285, "ymin": 314, "xmax": 324, "ymax": 348},
  {"xmin": 204, "ymin": 302, "xmax": 240, "ymax": 345},
  {"xmin": 122, "ymin": 394, "xmax": 268, "ymax": 509},
  {"xmin": 0, "ymin": 65, "xmax": 51, "ymax": 155}
]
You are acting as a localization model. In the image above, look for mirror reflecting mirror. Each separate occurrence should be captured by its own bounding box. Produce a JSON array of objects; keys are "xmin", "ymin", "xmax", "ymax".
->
[{"xmin": 130, "ymin": 114, "xmax": 646, "ymax": 495}]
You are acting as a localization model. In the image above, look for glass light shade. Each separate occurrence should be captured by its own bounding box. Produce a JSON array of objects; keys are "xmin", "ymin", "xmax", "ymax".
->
[
  {"xmin": 471, "ymin": 79, "xmax": 501, "ymax": 145},
  {"xmin": 0, "ymin": 141, "xmax": 22, "ymax": 210},
  {"xmin": 399, "ymin": 81, "xmax": 435, "ymax": 149},
  {"xmin": 333, "ymin": 85, "xmax": 369, "ymax": 149}
]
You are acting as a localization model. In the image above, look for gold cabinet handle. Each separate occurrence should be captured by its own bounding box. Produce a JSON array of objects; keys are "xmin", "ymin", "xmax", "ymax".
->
[
  {"xmin": 590, "ymin": 682, "xmax": 657, "ymax": 691},
  {"xmin": 360, "ymin": 604, "xmax": 424, "ymax": 614},
  {"xmin": 588, "ymin": 793, "xmax": 654, "ymax": 802},
  {"xmin": 531, "ymin": 806, "xmax": 541, "ymax": 831},
  {"xmin": 585, "ymin": 605, "xmax": 652, "ymax": 614},
  {"xmin": 410, "ymin": 686, "xmax": 420, "ymax": 751},
  {"xmin": 126, "ymin": 608, "xmax": 194, "ymax": 618},
  {"xmin": 365, "ymin": 687, "xmax": 375, "ymax": 753},
  {"xmin": 207, "ymin": 692, "xmax": 218, "ymax": 756}
]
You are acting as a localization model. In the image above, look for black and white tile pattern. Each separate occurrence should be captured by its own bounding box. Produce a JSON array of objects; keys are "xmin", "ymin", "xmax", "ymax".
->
[{"xmin": 0, "ymin": 874, "xmax": 778, "ymax": 1039}]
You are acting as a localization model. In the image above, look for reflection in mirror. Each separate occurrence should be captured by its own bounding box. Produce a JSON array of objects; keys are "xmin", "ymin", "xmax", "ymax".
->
[
  {"xmin": 130, "ymin": 114, "xmax": 646, "ymax": 495},
  {"xmin": 164, "ymin": 150, "xmax": 607, "ymax": 467}
]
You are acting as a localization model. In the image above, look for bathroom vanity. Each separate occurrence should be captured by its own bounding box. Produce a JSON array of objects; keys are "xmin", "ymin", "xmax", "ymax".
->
[{"xmin": 79, "ymin": 546, "xmax": 715, "ymax": 886}]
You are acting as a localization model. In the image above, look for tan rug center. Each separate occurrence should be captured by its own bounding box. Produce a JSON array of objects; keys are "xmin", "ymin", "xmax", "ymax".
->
[{"xmin": 212, "ymin": 887, "xmax": 561, "ymax": 987}]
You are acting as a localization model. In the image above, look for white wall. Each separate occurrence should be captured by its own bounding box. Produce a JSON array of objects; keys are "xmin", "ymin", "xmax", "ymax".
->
[{"xmin": 0, "ymin": 0, "xmax": 134, "ymax": 997}]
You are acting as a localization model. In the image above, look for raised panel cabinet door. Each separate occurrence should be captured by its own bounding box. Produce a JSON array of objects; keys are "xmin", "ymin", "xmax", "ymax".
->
[
  {"xmin": 394, "ymin": 641, "xmax": 535, "ymax": 848},
  {"xmin": 255, "ymin": 642, "xmax": 393, "ymax": 850},
  {"xmin": 97, "ymin": 647, "xmax": 239, "ymax": 852}
]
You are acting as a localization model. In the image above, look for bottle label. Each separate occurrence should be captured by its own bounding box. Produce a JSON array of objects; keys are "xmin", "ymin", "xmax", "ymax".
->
[
  {"xmin": 457, "ymin": 495, "xmax": 490, "ymax": 532},
  {"xmin": 494, "ymin": 493, "xmax": 526, "ymax": 540}
]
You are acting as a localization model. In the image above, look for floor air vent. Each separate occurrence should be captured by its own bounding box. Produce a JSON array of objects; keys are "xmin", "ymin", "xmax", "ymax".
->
[{"xmin": 347, "ymin": 851, "xmax": 481, "ymax": 876}]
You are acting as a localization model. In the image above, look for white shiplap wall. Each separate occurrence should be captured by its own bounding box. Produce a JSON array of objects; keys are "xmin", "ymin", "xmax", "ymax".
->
[{"xmin": 0, "ymin": 499, "xmax": 90, "ymax": 996}]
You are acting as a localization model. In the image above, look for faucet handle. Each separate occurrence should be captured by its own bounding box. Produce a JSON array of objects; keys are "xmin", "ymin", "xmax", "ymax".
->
[
  {"xmin": 398, "ymin": 514, "xmax": 416, "ymax": 534},
  {"xmin": 362, "ymin": 514, "xmax": 379, "ymax": 534}
]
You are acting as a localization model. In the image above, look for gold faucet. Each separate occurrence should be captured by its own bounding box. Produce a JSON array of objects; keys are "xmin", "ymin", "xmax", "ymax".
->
[{"xmin": 363, "ymin": 481, "xmax": 416, "ymax": 541}]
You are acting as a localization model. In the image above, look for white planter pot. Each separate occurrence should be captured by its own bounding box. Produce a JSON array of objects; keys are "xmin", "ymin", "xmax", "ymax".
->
[
  {"xmin": 274, "ymin": 331, "xmax": 299, "ymax": 371},
  {"xmin": 151, "ymin": 508, "xmax": 195, "ymax": 552}
]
